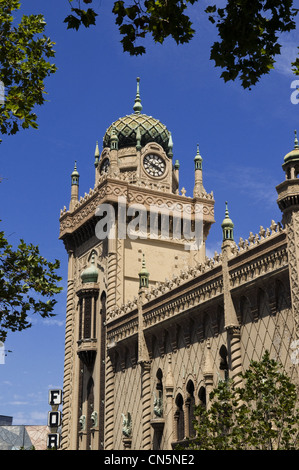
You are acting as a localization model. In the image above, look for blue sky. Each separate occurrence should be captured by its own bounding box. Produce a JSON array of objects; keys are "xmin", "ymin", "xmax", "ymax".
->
[{"xmin": 0, "ymin": 1, "xmax": 298, "ymax": 425}]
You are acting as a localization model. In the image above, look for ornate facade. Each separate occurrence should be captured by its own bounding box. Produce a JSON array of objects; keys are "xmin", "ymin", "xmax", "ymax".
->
[{"xmin": 59, "ymin": 79, "xmax": 299, "ymax": 450}]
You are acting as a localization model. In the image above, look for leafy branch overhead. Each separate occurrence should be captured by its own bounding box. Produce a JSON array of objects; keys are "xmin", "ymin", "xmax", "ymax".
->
[
  {"xmin": 0, "ymin": 0, "xmax": 56, "ymax": 138},
  {"xmin": 0, "ymin": 228, "xmax": 62, "ymax": 341},
  {"xmin": 65, "ymin": 0, "xmax": 299, "ymax": 89}
]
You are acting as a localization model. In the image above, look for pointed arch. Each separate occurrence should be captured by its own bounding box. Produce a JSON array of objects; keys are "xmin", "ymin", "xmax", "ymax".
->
[
  {"xmin": 186, "ymin": 380, "xmax": 195, "ymax": 438},
  {"xmin": 174, "ymin": 393, "xmax": 184, "ymax": 441},
  {"xmin": 258, "ymin": 288, "xmax": 270, "ymax": 319}
]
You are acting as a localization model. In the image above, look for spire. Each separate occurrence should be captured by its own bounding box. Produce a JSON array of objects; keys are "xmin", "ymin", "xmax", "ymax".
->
[
  {"xmin": 193, "ymin": 144, "xmax": 204, "ymax": 197},
  {"xmin": 71, "ymin": 161, "xmax": 79, "ymax": 185},
  {"xmin": 194, "ymin": 144, "xmax": 202, "ymax": 170},
  {"xmin": 94, "ymin": 141, "xmax": 100, "ymax": 168},
  {"xmin": 221, "ymin": 201, "xmax": 234, "ymax": 241},
  {"xmin": 294, "ymin": 129, "xmax": 299, "ymax": 149},
  {"xmin": 133, "ymin": 77, "xmax": 143, "ymax": 114},
  {"xmin": 168, "ymin": 132, "xmax": 173, "ymax": 158},
  {"xmin": 70, "ymin": 161, "xmax": 79, "ymax": 210},
  {"xmin": 138, "ymin": 254, "xmax": 149, "ymax": 289}
]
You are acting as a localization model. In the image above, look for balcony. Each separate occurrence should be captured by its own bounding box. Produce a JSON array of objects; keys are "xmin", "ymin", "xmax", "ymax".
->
[{"xmin": 77, "ymin": 338, "xmax": 97, "ymax": 368}]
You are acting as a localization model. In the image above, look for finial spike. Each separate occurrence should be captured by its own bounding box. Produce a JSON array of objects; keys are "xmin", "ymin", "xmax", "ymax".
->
[
  {"xmin": 294, "ymin": 130, "xmax": 299, "ymax": 149},
  {"xmin": 95, "ymin": 141, "xmax": 100, "ymax": 157},
  {"xmin": 133, "ymin": 77, "xmax": 143, "ymax": 114},
  {"xmin": 139, "ymin": 253, "xmax": 149, "ymax": 289}
]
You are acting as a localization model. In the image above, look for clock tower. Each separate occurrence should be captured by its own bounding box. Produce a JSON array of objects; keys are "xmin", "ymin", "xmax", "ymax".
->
[{"xmin": 59, "ymin": 78, "xmax": 215, "ymax": 449}]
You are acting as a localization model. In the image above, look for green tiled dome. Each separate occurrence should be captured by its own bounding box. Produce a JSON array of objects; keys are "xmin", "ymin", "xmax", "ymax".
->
[
  {"xmin": 102, "ymin": 78, "xmax": 171, "ymax": 153},
  {"xmin": 103, "ymin": 113, "xmax": 171, "ymax": 152},
  {"xmin": 284, "ymin": 131, "xmax": 299, "ymax": 164}
]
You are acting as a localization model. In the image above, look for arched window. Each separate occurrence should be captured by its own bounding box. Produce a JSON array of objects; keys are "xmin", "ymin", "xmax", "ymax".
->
[
  {"xmin": 174, "ymin": 394, "xmax": 184, "ymax": 441},
  {"xmin": 198, "ymin": 386, "xmax": 206, "ymax": 409},
  {"xmin": 86, "ymin": 376, "xmax": 94, "ymax": 449},
  {"xmin": 219, "ymin": 345, "xmax": 229, "ymax": 381},
  {"xmin": 186, "ymin": 380, "xmax": 195, "ymax": 438},
  {"xmin": 154, "ymin": 368, "xmax": 163, "ymax": 417}
]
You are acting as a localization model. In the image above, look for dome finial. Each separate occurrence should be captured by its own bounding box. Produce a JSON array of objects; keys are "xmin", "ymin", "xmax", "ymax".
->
[
  {"xmin": 94, "ymin": 141, "xmax": 100, "ymax": 167},
  {"xmin": 294, "ymin": 130, "xmax": 299, "ymax": 149},
  {"xmin": 139, "ymin": 253, "xmax": 149, "ymax": 289},
  {"xmin": 194, "ymin": 144, "xmax": 202, "ymax": 170},
  {"xmin": 133, "ymin": 77, "xmax": 143, "ymax": 114},
  {"xmin": 221, "ymin": 201, "xmax": 234, "ymax": 241},
  {"xmin": 71, "ymin": 160, "xmax": 79, "ymax": 183}
]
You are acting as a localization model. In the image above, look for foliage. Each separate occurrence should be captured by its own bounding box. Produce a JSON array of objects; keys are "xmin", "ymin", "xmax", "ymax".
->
[
  {"xmin": 191, "ymin": 351, "xmax": 299, "ymax": 450},
  {"xmin": 0, "ymin": 228, "xmax": 62, "ymax": 341},
  {"xmin": 64, "ymin": 0, "xmax": 98, "ymax": 31},
  {"xmin": 65, "ymin": 0, "xmax": 299, "ymax": 89},
  {"xmin": 0, "ymin": 0, "xmax": 56, "ymax": 139},
  {"xmin": 205, "ymin": 1, "xmax": 299, "ymax": 89}
]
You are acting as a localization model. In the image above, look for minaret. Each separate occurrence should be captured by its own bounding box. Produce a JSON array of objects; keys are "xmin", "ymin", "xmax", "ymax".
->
[
  {"xmin": 94, "ymin": 141, "xmax": 100, "ymax": 186},
  {"xmin": 221, "ymin": 201, "xmax": 234, "ymax": 242},
  {"xmin": 276, "ymin": 131, "xmax": 299, "ymax": 352},
  {"xmin": 69, "ymin": 161, "xmax": 79, "ymax": 211},
  {"xmin": 168, "ymin": 132, "xmax": 173, "ymax": 159},
  {"xmin": 109, "ymin": 127, "xmax": 119, "ymax": 174},
  {"xmin": 221, "ymin": 202, "xmax": 243, "ymax": 388},
  {"xmin": 94, "ymin": 141, "xmax": 100, "ymax": 168},
  {"xmin": 138, "ymin": 253, "xmax": 149, "ymax": 293},
  {"xmin": 174, "ymin": 159, "xmax": 180, "ymax": 194},
  {"xmin": 193, "ymin": 144, "xmax": 204, "ymax": 197}
]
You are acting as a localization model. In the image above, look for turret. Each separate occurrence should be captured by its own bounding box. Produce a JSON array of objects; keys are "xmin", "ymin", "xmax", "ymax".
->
[
  {"xmin": 94, "ymin": 141, "xmax": 100, "ymax": 186},
  {"xmin": 138, "ymin": 254, "xmax": 149, "ymax": 292},
  {"xmin": 109, "ymin": 127, "xmax": 119, "ymax": 174},
  {"xmin": 193, "ymin": 144, "xmax": 204, "ymax": 197},
  {"xmin": 174, "ymin": 159, "xmax": 180, "ymax": 193},
  {"xmin": 277, "ymin": 131, "xmax": 299, "ymax": 220},
  {"xmin": 221, "ymin": 201, "xmax": 234, "ymax": 243},
  {"xmin": 69, "ymin": 161, "xmax": 79, "ymax": 211},
  {"xmin": 94, "ymin": 141, "xmax": 100, "ymax": 168},
  {"xmin": 168, "ymin": 132, "xmax": 173, "ymax": 159}
]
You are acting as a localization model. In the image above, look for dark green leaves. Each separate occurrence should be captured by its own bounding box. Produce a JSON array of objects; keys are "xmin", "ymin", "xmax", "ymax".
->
[
  {"xmin": 205, "ymin": 0, "xmax": 299, "ymax": 89},
  {"xmin": 191, "ymin": 351, "xmax": 299, "ymax": 450},
  {"xmin": 0, "ymin": 1, "xmax": 57, "ymax": 140},
  {"xmin": 64, "ymin": 0, "xmax": 98, "ymax": 30},
  {"xmin": 65, "ymin": 1, "xmax": 299, "ymax": 88},
  {"xmin": 112, "ymin": 0, "xmax": 196, "ymax": 56},
  {"xmin": 0, "ymin": 227, "xmax": 62, "ymax": 341}
]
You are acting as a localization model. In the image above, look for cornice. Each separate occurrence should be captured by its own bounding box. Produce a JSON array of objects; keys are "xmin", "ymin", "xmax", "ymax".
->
[
  {"xmin": 105, "ymin": 225, "xmax": 289, "ymax": 347},
  {"xmin": 59, "ymin": 177, "xmax": 215, "ymax": 242}
]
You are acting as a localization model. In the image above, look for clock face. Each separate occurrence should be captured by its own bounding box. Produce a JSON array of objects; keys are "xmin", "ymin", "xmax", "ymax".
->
[
  {"xmin": 100, "ymin": 158, "xmax": 110, "ymax": 174},
  {"xmin": 143, "ymin": 154, "xmax": 166, "ymax": 177}
]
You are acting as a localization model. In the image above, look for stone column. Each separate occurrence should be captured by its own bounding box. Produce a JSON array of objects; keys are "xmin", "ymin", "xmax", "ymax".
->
[
  {"xmin": 104, "ymin": 351, "xmax": 115, "ymax": 450},
  {"xmin": 106, "ymin": 235, "xmax": 117, "ymax": 318},
  {"xmin": 140, "ymin": 361, "xmax": 152, "ymax": 450},
  {"xmin": 203, "ymin": 340, "xmax": 214, "ymax": 409},
  {"xmin": 61, "ymin": 251, "xmax": 76, "ymax": 450},
  {"xmin": 227, "ymin": 326, "xmax": 243, "ymax": 388},
  {"xmin": 165, "ymin": 355, "xmax": 174, "ymax": 449}
]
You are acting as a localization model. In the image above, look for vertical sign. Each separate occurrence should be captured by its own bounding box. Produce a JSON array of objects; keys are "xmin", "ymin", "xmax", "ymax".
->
[{"xmin": 47, "ymin": 389, "xmax": 62, "ymax": 449}]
